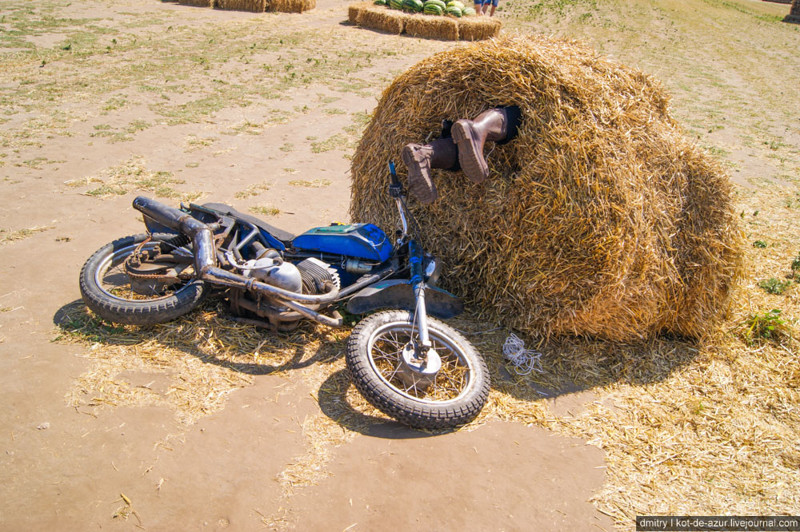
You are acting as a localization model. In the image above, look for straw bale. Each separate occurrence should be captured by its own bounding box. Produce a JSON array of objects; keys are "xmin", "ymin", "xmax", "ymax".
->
[
  {"xmin": 457, "ymin": 17, "xmax": 501, "ymax": 41},
  {"xmin": 786, "ymin": 0, "xmax": 800, "ymax": 22},
  {"xmin": 215, "ymin": 0, "xmax": 266, "ymax": 11},
  {"xmin": 348, "ymin": 2, "xmax": 367, "ymax": 24},
  {"xmin": 179, "ymin": 0, "xmax": 214, "ymax": 7},
  {"xmin": 406, "ymin": 14, "xmax": 460, "ymax": 40},
  {"xmin": 350, "ymin": 34, "xmax": 743, "ymax": 342},
  {"xmin": 350, "ymin": 4, "xmax": 410, "ymax": 35},
  {"xmin": 268, "ymin": 0, "xmax": 315, "ymax": 13},
  {"xmin": 366, "ymin": 6, "xmax": 409, "ymax": 34}
]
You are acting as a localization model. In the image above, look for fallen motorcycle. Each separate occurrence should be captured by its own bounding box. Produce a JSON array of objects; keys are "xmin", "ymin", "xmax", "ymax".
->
[{"xmin": 79, "ymin": 163, "xmax": 489, "ymax": 429}]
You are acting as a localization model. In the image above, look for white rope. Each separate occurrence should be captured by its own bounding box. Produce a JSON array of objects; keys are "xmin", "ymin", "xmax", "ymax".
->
[{"xmin": 502, "ymin": 333, "xmax": 543, "ymax": 376}]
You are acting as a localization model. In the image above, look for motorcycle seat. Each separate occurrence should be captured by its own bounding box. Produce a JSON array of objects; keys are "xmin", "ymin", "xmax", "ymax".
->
[{"xmin": 202, "ymin": 202, "xmax": 295, "ymax": 245}]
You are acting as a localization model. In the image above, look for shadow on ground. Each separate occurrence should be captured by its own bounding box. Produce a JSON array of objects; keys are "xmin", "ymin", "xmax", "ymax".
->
[{"xmin": 53, "ymin": 297, "xmax": 702, "ymax": 435}]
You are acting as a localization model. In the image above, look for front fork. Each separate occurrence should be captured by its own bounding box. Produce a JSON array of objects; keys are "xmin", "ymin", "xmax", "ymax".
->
[{"xmin": 409, "ymin": 240, "xmax": 431, "ymax": 348}]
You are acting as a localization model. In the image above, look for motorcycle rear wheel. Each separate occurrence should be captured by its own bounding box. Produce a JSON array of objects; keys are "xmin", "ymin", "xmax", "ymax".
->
[
  {"xmin": 346, "ymin": 310, "xmax": 490, "ymax": 430},
  {"xmin": 79, "ymin": 233, "xmax": 207, "ymax": 325}
]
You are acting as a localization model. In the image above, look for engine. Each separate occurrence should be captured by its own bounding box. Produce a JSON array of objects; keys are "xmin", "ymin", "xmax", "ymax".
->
[
  {"xmin": 241, "ymin": 254, "xmax": 303, "ymax": 293},
  {"xmin": 241, "ymin": 254, "xmax": 340, "ymax": 296},
  {"xmin": 296, "ymin": 257, "xmax": 341, "ymax": 294}
]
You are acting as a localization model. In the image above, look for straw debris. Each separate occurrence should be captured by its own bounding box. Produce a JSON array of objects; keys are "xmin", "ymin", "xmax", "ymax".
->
[{"xmin": 350, "ymin": 34, "xmax": 743, "ymax": 342}]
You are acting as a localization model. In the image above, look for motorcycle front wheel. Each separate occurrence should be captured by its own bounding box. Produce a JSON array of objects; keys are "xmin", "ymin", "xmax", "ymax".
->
[
  {"xmin": 79, "ymin": 233, "xmax": 207, "ymax": 326},
  {"xmin": 346, "ymin": 310, "xmax": 490, "ymax": 430}
]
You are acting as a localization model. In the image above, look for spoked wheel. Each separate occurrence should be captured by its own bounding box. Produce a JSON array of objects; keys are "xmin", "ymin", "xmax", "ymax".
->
[
  {"xmin": 346, "ymin": 310, "xmax": 490, "ymax": 430},
  {"xmin": 79, "ymin": 233, "xmax": 206, "ymax": 325}
]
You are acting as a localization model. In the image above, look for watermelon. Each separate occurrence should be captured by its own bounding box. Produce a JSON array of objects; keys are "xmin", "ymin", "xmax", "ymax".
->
[
  {"xmin": 445, "ymin": 5, "xmax": 462, "ymax": 16},
  {"xmin": 389, "ymin": 0, "xmax": 403, "ymax": 9},
  {"xmin": 403, "ymin": 0, "xmax": 424, "ymax": 11},
  {"xmin": 374, "ymin": 0, "xmax": 387, "ymax": 4},
  {"xmin": 423, "ymin": 3, "xmax": 443, "ymax": 14},
  {"xmin": 446, "ymin": 0, "xmax": 465, "ymax": 9},
  {"xmin": 425, "ymin": 0, "xmax": 446, "ymax": 8},
  {"xmin": 462, "ymin": 6, "xmax": 476, "ymax": 15}
]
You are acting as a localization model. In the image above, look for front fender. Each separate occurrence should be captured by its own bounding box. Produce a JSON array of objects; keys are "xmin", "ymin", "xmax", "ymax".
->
[{"xmin": 346, "ymin": 280, "xmax": 463, "ymax": 319}]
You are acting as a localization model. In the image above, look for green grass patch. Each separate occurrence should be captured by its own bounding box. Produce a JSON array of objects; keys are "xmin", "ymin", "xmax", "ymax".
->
[
  {"xmin": 235, "ymin": 182, "xmax": 271, "ymax": 199},
  {"xmin": 249, "ymin": 205, "xmax": 280, "ymax": 216},
  {"xmin": 288, "ymin": 179, "xmax": 331, "ymax": 188},
  {"xmin": 758, "ymin": 277, "xmax": 792, "ymax": 295}
]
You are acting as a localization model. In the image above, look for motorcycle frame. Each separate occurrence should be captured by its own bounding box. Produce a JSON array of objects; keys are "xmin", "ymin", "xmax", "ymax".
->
[{"xmin": 129, "ymin": 162, "xmax": 442, "ymax": 336}]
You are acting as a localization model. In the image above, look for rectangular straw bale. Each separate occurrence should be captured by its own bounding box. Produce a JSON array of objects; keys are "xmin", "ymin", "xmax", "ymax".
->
[
  {"xmin": 215, "ymin": 0, "xmax": 266, "ymax": 11},
  {"xmin": 787, "ymin": 0, "xmax": 800, "ymax": 22},
  {"xmin": 269, "ymin": 0, "xmax": 314, "ymax": 12},
  {"xmin": 179, "ymin": 0, "xmax": 214, "ymax": 7},
  {"xmin": 405, "ymin": 14, "xmax": 459, "ymax": 40},
  {"xmin": 348, "ymin": 1, "xmax": 372, "ymax": 23},
  {"xmin": 457, "ymin": 17, "xmax": 501, "ymax": 41},
  {"xmin": 359, "ymin": 6, "xmax": 408, "ymax": 34}
]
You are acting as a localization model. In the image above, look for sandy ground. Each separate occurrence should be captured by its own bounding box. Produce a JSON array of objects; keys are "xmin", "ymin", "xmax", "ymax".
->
[{"xmin": 0, "ymin": 0, "xmax": 614, "ymax": 529}]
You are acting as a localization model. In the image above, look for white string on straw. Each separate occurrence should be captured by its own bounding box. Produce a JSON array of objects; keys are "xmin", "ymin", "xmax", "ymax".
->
[{"xmin": 502, "ymin": 333, "xmax": 543, "ymax": 376}]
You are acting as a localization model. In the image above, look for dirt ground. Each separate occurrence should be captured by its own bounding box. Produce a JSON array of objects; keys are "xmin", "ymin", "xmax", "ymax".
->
[
  {"xmin": 1, "ymin": 0, "xmax": 798, "ymax": 530},
  {"xmin": 0, "ymin": 0, "xmax": 613, "ymax": 529}
]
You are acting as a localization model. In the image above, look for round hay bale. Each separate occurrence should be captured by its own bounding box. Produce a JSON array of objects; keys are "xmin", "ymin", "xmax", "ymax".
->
[{"xmin": 350, "ymin": 35, "xmax": 743, "ymax": 342}]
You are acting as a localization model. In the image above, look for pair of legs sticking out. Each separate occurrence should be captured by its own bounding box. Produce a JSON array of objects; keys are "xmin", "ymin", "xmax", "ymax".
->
[{"xmin": 401, "ymin": 106, "xmax": 520, "ymax": 204}]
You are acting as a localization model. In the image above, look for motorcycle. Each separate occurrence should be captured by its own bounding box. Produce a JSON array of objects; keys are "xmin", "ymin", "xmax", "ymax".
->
[{"xmin": 79, "ymin": 162, "xmax": 490, "ymax": 429}]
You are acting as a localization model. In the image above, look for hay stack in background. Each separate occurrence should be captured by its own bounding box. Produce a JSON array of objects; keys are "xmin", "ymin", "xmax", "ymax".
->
[
  {"xmin": 350, "ymin": 35, "xmax": 743, "ymax": 342},
  {"xmin": 786, "ymin": 0, "xmax": 800, "ymax": 23},
  {"xmin": 268, "ymin": 0, "xmax": 315, "ymax": 13},
  {"xmin": 406, "ymin": 14, "xmax": 459, "ymax": 41},
  {"xmin": 457, "ymin": 16, "xmax": 501, "ymax": 41},
  {"xmin": 215, "ymin": 0, "xmax": 266, "ymax": 11},
  {"xmin": 214, "ymin": 0, "xmax": 314, "ymax": 12},
  {"xmin": 179, "ymin": 0, "xmax": 214, "ymax": 7},
  {"xmin": 349, "ymin": 2, "xmax": 366, "ymax": 24},
  {"xmin": 357, "ymin": 5, "xmax": 409, "ymax": 34},
  {"xmin": 348, "ymin": 3, "xmax": 501, "ymax": 40}
]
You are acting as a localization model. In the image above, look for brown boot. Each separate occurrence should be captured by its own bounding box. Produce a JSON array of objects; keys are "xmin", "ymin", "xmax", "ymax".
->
[
  {"xmin": 401, "ymin": 137, "xmax": 458, "ymax": 204},
  {"xmin": 451, "ymin": 107, "xmax": 513, "ymax": 183}
]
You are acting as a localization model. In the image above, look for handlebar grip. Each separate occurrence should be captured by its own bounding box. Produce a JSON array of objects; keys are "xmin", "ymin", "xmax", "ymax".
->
[{"xmin": 388, "ymin": 160, "xmax": 399, "ymax": 186}]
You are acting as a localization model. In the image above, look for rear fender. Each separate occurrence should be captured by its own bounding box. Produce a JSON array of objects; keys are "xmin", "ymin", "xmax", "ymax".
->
[{"xmin": 346, "ymin": 280, "xmax": 463, "ymax": 319}]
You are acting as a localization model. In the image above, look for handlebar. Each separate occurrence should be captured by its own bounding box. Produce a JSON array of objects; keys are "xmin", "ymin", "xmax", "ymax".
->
[
  {"xmin": 388, "ymin": 160, "xmax": 403, "ymax": 198},
  {"xmin": 387, "ymin": 161, "xmax": 409, "ymax": 238}
]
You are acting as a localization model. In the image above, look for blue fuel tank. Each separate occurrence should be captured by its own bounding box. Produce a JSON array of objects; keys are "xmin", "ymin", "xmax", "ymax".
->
[{"xmin": 291, "ymin": 223, "xmax": 392, "ymax": 263}]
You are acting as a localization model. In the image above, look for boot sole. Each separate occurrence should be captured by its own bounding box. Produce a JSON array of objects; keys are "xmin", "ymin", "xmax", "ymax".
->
[
  {"xmin": 401, "ymin": 145, "xmax": 437, "ymax": 204},
  {"xmin": 452, "ymin": 121, "xmax": 489, "ymax": 184}
]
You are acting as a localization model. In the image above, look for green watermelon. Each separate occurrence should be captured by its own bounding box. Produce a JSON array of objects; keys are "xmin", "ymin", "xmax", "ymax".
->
[
  {"xmin": 389, "ymin": 0, "xmax": 403, "ymax": 9},
  {"xmin": 374, "ymin": 0, "xmax": 387, "ymax": 5},
  {"xmin": 462, "ymin": 6, "xmax": 476, "ymax": 15},
  {"xmin": 445, "ymin": 5, "xmax": 462, "ymax": 16},
  {"xmin": 403, "ymin": 0, "xmax": 424, "ymax": 11},
  {"xmin": 446, "ymin": 0, "xmax": 465, "ymax": 9},
  {"xmin": 423, "ymin": 3, "xmax": 443, "ymax": 14},
  {"xmin": 425, "ymin": 0, "xmax": 446, "ymax": 8}
]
